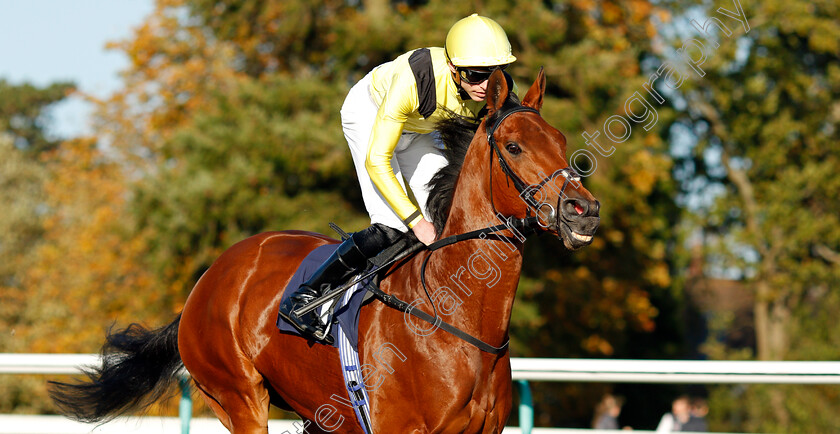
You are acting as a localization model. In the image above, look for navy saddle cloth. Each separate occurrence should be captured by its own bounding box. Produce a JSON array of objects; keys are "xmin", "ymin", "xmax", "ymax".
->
[{"xmin": 275, "ymin": 244, "xmax": 371, "ymax": 349}]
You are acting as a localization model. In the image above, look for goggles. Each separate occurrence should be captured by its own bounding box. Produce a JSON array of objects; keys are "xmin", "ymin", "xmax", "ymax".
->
[{"xmin": 457, "ymin": 64, "xmax": 508, "ymax": 84}]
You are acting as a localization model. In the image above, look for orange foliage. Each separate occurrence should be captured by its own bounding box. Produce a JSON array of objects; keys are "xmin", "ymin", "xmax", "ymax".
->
[
  {"xmin": 96, "ymin": 0, "xmax": 243, "ymax": 160},
  {"xmin": 13, "ymin": 139, "xmax": 160, "ymax": 353}
]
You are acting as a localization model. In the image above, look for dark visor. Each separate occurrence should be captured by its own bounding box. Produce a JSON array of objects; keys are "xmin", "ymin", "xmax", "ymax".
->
[{"xmin": 457, "ymin": 65, "xmax": 508, "ymax": 84}]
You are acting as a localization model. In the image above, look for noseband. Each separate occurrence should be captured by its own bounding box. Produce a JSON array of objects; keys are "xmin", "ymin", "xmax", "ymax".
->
[{"xmin": 486, "ymin": 105, "xmax": 581, "ymax": 228}]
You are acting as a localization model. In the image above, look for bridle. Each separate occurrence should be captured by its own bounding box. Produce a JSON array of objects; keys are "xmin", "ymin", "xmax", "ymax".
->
[{"xmin": 485, "ymin": 104, "xmax": 582, "ymax": 230}]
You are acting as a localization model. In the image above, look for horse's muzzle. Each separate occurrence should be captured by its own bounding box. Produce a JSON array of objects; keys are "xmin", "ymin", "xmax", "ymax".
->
[{"xmin": 556, "ymin": 197, "xmax": 600, "ymax": 250}]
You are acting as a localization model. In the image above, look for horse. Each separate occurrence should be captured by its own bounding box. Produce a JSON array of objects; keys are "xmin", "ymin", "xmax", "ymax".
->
[{"xmin": 48, "ymin": 68, "xmax": 600, "ymax": 433}]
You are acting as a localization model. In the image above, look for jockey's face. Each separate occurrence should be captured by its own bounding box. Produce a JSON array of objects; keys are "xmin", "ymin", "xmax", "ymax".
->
[
  {"xmin": 459, "ymin": 77, "xmax": 488, "ymax": 102},
  {"xmin": 449, "ymin": 63, "xmax": 503, "ymax": 102}
]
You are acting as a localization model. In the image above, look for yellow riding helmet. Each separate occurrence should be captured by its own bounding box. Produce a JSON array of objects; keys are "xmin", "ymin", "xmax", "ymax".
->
[{"xmin": 445, "ymin": 14, "xmax": 517, "ymax": 67}]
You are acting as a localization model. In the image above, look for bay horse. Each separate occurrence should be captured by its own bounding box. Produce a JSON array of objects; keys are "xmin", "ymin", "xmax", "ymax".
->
[{"xmin": 49, "ymin": 69, "xmax": 600, "ymax": 433}]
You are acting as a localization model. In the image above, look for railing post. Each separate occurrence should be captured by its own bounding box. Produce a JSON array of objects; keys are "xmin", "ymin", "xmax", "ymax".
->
[
  {"xmin": 179, "ymin": 376, "xmax": 192, "ymax": 434},
  {"xmin": 516, "ymin": 379, "xmax": 533, "ymax": 434}
]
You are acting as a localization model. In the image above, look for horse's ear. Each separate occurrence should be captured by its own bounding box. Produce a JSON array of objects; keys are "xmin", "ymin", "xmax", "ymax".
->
[
  {"xmin": 485, "ymin": 68, "xmax": 509, "ymax": 116},
  {"xmin": 521, "ymin": 67, "xmax": 546, "ymax": 111}
]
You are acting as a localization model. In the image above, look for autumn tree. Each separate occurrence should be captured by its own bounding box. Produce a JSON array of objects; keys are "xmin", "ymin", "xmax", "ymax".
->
[
  {"xmin": 0, "ymin": 79, "xmax": 74, "ymax": 351},
  {"xmin": 664, "ymin": 0, "xmax": 840, "ymax": 431}
]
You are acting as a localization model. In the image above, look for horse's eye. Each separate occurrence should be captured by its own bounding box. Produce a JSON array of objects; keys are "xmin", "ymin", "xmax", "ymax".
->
[{"xmin": 505, "ymin": 143, "xmax": 522, "ymax": 155}]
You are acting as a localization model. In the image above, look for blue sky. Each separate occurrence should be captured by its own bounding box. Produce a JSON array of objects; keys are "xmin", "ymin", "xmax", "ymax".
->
[{"xmin": 0, "ymin": 0, "xmax": 155, "ymax": 138}]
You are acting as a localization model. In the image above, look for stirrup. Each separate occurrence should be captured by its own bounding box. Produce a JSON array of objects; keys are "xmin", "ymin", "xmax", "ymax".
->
[
  {"xmin": 279, "ymin": 304, "xmax": 335, "ymax": 345},
  {"xmin": 310, "ymin": 322, "xmax": 335, "ymax": 345}
]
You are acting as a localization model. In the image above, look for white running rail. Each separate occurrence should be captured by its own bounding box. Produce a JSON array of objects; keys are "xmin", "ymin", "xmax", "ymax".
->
[
  {"xmin": 509, "ymin": 357, "xmax": 840, "ymax": 384},
  {"xmin": 3, "ymin": 354, "xmax": 840, "ymax": 384}
]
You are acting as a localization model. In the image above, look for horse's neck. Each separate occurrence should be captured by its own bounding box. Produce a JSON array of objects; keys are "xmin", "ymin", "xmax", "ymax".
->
[
  {"xmin": 440, "ymin": 133, "xmax": 524, "ymax": 245},
  {"xmin": 422, "ymin": 137, "xmax": 524, "ymax": 347}
]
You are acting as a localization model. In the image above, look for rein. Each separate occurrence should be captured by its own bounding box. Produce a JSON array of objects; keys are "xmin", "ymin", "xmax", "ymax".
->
[{"xmin": 366, "ymin": 216, "xmax": 539, "ymax": 354}]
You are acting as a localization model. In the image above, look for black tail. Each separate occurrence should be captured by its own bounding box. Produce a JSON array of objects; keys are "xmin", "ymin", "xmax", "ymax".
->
[{"xmin": 48, "ymin": 314, "xmax": 183, "ymax": 423}]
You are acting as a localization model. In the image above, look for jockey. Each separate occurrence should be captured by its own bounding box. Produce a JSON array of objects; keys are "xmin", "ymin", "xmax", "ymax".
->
[{"xmin": 279, "ymin": 14, "xmax": 517, "ymax": 342}]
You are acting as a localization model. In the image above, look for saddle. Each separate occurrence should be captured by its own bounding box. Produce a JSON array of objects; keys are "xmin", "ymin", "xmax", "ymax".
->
[{"xmin": 275, "ymin": 224, "xmax": 422, "ymax": 348}]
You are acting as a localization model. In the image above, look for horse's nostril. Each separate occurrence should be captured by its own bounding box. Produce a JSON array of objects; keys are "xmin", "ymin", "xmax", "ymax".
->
[
  {"xmin": 561, "ymin": 199, "xmax": 586, "ymax": 218},
  {"xmin": 562, "ymin": 199, "xmax": 598, "ymax": 218}
]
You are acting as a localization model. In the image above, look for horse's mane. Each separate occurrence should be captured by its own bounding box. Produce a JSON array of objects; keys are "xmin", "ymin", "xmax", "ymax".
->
[
  {"xmin": 426, "ymin": 110, "xmax": 479, "ymax": 235},
  {"xmin": 426, "ymin": 93, "xmax": 521, "ymax": 235}
]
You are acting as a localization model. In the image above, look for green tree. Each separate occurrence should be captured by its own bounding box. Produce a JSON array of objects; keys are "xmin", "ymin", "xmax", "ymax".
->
[
  {"xmin": 0, "ymin": 136, "xmax": 45, "ymax": 298},
  {"xmin": 665, "ymin": 0, "xmax": 840, "ymax": 431},
  {"xmin": 131, "ymin": 74, "xmax": 369, "ymax": 289},
  {"xmin": 0, "ymin": 79, "xmax": 74, "ymax": 152}
]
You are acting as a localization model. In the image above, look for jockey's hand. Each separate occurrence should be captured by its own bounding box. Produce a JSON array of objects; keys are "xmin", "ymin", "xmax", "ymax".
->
[{"xmin": 411, "ymin": 218, "xmax": 437, "ymax": 246}]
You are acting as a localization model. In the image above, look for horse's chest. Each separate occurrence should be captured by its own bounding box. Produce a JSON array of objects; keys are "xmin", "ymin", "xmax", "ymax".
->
[{"xmin": 368, "ymin": 367, "xmax": 510, "ymax": 433}]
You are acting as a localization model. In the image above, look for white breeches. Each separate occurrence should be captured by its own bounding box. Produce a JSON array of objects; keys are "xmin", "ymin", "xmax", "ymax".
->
[{"xmin": 341, "ymin": 72, "xmax": 448, "ymax": 232}]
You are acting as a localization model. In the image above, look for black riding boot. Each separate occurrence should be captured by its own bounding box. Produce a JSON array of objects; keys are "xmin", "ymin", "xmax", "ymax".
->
[
  {"xmin": 278, "ymin": 224, "xmax": 406, "ymax": 344},
  {"xmin": 278, "ymin": 236, "xmax": 367, "ymax": 344}
]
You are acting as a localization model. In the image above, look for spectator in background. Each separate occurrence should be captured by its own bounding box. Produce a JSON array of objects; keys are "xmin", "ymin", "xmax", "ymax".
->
[
  {"xmin": 682, "ymin": 397, "xmax": 709, "ymax": 432},
  {"xmin": 592, "ymin": 393, "xmax": 625, "ymax": 430},
  {"xmin": 656, "ymin": 395, "xmax": 691, "ymax": 432}
]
